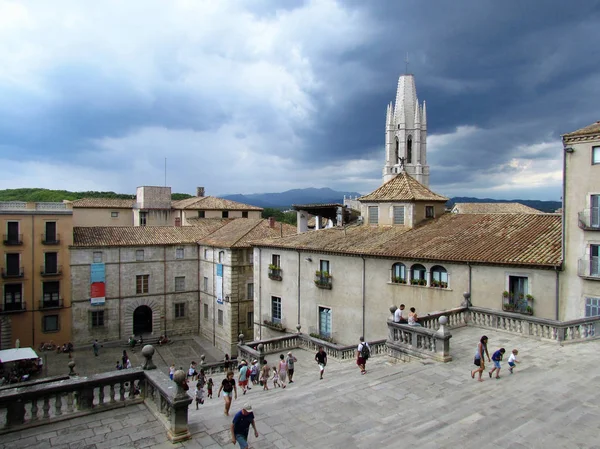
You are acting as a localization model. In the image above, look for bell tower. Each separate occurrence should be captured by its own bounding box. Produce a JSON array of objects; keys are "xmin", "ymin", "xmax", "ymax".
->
[{"xmin": 383, "ymin": 73, "xmax": 429, "ymax": 186}]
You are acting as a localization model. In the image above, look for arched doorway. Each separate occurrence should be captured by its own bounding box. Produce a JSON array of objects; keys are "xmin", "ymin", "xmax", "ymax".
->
[{"xmin": 133, "ymin": 305, "xmax": 153, "ymax": 335}]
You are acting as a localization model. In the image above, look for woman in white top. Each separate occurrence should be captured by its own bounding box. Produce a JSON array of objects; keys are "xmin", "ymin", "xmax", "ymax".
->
[{"xmin": 407, "ymin": 307, "xmax": 421, "ymax": 326}]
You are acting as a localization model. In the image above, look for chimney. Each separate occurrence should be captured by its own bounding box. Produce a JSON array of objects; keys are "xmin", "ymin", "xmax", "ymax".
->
[
  {"xmin": 197, "ymin": 187, "xmax": 205, "ymax": 197},
  {"xmin": 268, "ymin": 217, "xmax": 275, "ymax": 228}
]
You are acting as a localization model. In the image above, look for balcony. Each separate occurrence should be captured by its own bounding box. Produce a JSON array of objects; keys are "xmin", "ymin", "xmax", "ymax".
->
[
  {"xmin": 501, "ymin": 293, "xmax": 534, "ymax": 315},
  {"xmin": 578, "ymin": 209, "xmax": 600, "ymax": 231},
  {"xmin": 268, "ymin": 266, "xmax": 282, "ymax": 281},
  {"xmin": 39, "ymin": 298, "xmax": 64, "ymax": 310},
  {"xmin": 578, "ymin": 258, "xmax": 600, "ymax": 280},
  {"xmin": 3, "ymin": 234, "xmax": 23, "ymax": 246},
  {"xmin": 40, "ymin": 265, "xmax": 63, "ymax": 276},
  {"xmin": 1, "ymin": 267, "xmax": 24, "ymax": 278},
  {"xmin": 41, "ymin": 233, "xmax": 61, "ymax": 245},
  {"xmin": 0, "ymin": 301, "xmax": 26, "ymax": 314},
  {"xmin": 314, "ymin": 272, "xmax": 332, "ymax": 289}
]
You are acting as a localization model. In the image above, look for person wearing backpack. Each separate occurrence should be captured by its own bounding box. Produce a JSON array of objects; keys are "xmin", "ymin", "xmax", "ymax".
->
[{"xmin": 357, "ymin": 336, "xmax": 370, "ymax": 375}]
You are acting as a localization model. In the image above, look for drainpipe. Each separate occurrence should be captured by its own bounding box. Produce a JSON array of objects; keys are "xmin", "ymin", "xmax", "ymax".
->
[
  {"xmin": 467, "ymin": 262, "xmax": 472, "ymax": 307},
  {"xmin": 258, "ymin": 248, "xmax": 262, "ymax": 340},
  {"xmin": 212, "ymin": 246, "xmax": 216, "ymax": 346},
  {"xmin": 31, "ymin": 215, "xmax": 35, "ymax": 347},
  {"xmin": 555, "ymin": 266, "xmax": 560, "ymax": 321},
  {"xmin": 118, "ymin": 247, "xmax": 122, "ymax": 340},
  {"xmin": 297, "ymin": 250, "xmax": 301, "ymax": 329},
  {"xmin": 197, "ymin": 244, "xmax": 201, "ymax": 335},
  {"xmin": 361, "ymin": 256, "xmax": 366, "ymax": 339},
  {"xmin": 163, "ymin": 246, "xmax": 167, "ymax": 338}
]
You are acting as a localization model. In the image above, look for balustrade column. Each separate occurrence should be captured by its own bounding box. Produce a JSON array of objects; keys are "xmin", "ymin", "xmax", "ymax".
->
[
  {"xmin": 43, "ymin": 396, "xmax": 50, "ymax": 418},
  {"xmin": 55, "ymin": 393, "xmax": 63, "ymax": 416},
  {"xmin": 31, "ymin": 398, "xmax": 39, "ymax": 421}
]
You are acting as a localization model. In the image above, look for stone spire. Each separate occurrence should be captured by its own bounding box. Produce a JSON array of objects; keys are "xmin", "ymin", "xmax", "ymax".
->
[{"xmin": 383, "ymin": 73, "xmax": 430, "ymax": 186}]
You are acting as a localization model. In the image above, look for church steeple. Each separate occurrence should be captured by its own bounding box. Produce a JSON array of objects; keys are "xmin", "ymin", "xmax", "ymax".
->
[{"xmin": 383, "ymin": 73, "xmax": 430, "ymax": 186}]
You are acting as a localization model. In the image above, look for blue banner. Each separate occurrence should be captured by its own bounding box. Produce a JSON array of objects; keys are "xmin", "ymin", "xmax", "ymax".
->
[
  {"xmin": 91, "ymin": 263, "xmax": 105, "ymax": 283},
  {"xmin": 216, "ymin": 264, "xmax": 223, "ymax": 277}
]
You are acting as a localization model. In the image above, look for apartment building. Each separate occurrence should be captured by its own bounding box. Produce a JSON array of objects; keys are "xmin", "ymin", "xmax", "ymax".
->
[
  {"xmin": 561, "ymin": 121, "xmax": 600, "ymax": 319},
  {"xmin": 0, "ymin": 202, "xmax": 73, "ymax": 349}
]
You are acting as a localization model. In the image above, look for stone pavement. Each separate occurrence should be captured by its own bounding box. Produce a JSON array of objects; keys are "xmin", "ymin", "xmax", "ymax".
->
[
  {"xmin": 42, "ymin": 336, "xmax": 224, "ymax": 378},
  {"xmin": 3, "ymin": 326, "xmax": 600, "ymax": 448}
]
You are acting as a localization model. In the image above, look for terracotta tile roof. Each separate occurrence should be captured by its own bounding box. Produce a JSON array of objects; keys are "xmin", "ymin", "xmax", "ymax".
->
[
  {"xmin": 451, "ymin": 203, "xmax": 542, "ymax": 214},
  {"xmin": 253, "ymin": 213, "xmax": 561, "ymax": 267},
  {"xmin": 563, "ymin": 121, "xmax": 600, "ymax": 138},
  {"xmin": 358, "ymin": 172, "xmax": 448, "ymax": 202},
  {"xmin": 72, "ymin": 220, "xmax": 229, "ymax": 247},
  {"xmin": 198, "ymin": 218, "xmax": 296, "ymax": 248},
  {"xmin": 171, "ymin": 196, "xmax": 263, "ymax": 211},
  {"xmin": 72, "ymin": 198, "xmax": 135, "ymax": 208}
]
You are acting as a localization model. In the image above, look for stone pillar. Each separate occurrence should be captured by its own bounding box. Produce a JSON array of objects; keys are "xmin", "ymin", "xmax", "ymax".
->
[
  {"xmin": 297, "ymin": 211, "xmax": 308, "ymax": 234},
  {"xmin": 257, "ymin": 343, "xmax": 264, "ymax": 363},
  {"xmin": 68, "ymin": 360, "xmax": 76, "ymax": 377},
  {"xmin": 169, "ymin": 370, "xmax": 193, "ymax": 443},
  {"xmin": 142, "ymin": 345, "xmax": 157, "ymax": 370},
  {"xmin": 315, "ymin": 216, "xmax": 322, "ymax": 230},
  {"xmin": 434, "ymin": 316, "xmax": 452, "ymax": 362}
]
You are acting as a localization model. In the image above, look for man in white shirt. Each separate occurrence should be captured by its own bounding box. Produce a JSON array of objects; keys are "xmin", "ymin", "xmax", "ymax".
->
[{"xmin": 394, "ymin": 304, "xmax": 407, "ymax": 324}]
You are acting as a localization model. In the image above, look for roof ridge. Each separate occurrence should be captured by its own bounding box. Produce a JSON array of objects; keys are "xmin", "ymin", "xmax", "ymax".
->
[{"xmin": 229, "ymin": 218, "xmax": 265, "ymax": 247}]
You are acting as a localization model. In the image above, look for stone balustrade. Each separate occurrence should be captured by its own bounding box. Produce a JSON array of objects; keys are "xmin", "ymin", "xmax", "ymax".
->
[
  {"xmin": 417, "ymin": 307, "xmax": 469, "ymax": 331},
  {"xmin": 386, "ymin": 318, "xmax": 452, "ymax": 362}
]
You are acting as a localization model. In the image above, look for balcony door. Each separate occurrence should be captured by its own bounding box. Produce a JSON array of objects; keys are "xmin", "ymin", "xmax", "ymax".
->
[
  {"xmin": 7, "ymin": 222, "xmax": 18, "ymax": 241},
  {"xmin": 592, "ymin": 195, "xmax": 599, "ymax": 228},
  {"xmin": 6, "ymin": 254, "xmax": 20, "ymax": 276},
  {"xmin": 43, "ymin": 281, "xmax": 60, "ymax": 307},
  {"xmin": 45, "ymin": 252, "xmax": 58, "ymax": 274},
  {"xmin": 4, "ymin": 284, "xmax": 22, "ymax": 310},
  {"xmin": 592, "ymin": 245, "xmax": 599, "ymax": 276},
  {"xmin": 45, "ymin": 221, "xmax": 57, "ymax": 242}
]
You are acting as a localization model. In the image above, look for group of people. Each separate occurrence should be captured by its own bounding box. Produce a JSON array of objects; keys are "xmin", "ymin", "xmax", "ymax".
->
[
  {"xmin": 116, "ymin": 350, "xmax": 133, "ymax": 370},
  {"xmin": 471, "ymin": 335, "xmax": 520, "ymax": 381},
  {"xmin": 393, "ymin": 304, "xmax": 421, "ymax": 326}
]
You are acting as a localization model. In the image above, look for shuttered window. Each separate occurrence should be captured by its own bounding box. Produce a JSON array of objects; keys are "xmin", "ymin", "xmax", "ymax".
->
[
  {"xmin": 368, "ymin": 206, "xmax": 378, "ymax": 224},
  {"xmin": 393, "ymin": 206, "xmax": 405, "ymax": 225}
]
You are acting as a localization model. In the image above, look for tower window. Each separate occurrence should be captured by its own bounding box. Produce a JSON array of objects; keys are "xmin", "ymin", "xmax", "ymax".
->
[
  {"xmin": 407, "ymin": 136, "xmax": 413, "ymax": 164},
  {"xmin": 395, "ymin": 137, "xmax": 399, "ymax": 162}
]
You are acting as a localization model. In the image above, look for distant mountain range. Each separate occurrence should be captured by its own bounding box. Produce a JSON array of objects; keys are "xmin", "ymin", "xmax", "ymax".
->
[{"xmin": 0, "ymin": 188, "xmax": 561, "ymax": 214}]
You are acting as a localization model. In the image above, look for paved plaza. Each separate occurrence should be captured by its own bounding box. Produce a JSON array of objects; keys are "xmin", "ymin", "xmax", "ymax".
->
[{"xmin": 2, "ymin": 326, "xmax": 600, "ymax": 448}]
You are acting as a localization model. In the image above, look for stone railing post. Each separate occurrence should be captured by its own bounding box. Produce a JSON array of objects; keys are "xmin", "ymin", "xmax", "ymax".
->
[
  {"xmin": 257, "ymin": 343, "xmax": 264, "ymax": 362},
  {"xmin": 68, "ymin": 360, "xmax": 77, "ymax": 376},
  {"xmin": 142, "ymin": 345, "xmax": 157, "ymax": 370},
  {"xmin": 389, "ymin": 305, "xmax": 397, "ymax": 321},
  {"xmin": 170, "ymin": 370, "xmax": 193, "ymax": 442},
  {"xmin": 435, "ymin": 316, "xmax": 452, "ymax": 362},
  {"xmin": 6, "ymin": 398, "xmax": 26, "ymax": 426}
]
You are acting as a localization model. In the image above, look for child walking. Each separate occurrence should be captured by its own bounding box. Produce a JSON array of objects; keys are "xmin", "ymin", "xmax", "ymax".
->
[
  {"xmin": 271, "ymin": 366, "xmax": 280, "ymax": 388},
  {"xmin": 194, "ymin": 382, "xmax": 205, "ymax": 409},
  {"xmin": 508, "ymin": 349, "xmax": 520, "ymax": 373},
  {"xmin": 260, "ymin": 360, "xmax": 270, "ymax": 390},
  {"xmin": 207, "ymin": 378, "xmax": 214, "ymax": 399},
  {"xmin": 489, "ymin": 348, "xmax": 505, "ymax": 379}
]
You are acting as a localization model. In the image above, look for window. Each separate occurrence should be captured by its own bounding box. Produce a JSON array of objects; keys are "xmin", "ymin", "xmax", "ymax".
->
[
  {"xmin": 585, "ymin": 297, "xmax": 600, "ymax": 317},
  {"xmin": 593, "ymin": 146, "xmax": 600, "ymax": 165},
  {"xmin": 222, "ymin": 211, "xmax": 229, "ymax": 218},
  {"xmin": 203, "ymin": 276, "xmax": 209, "ymax": 291},
  {"xmin": 591, "ymin": 245, "xmax": 599, "ymax": 276},
  {"xmin": 591, "ymin": 195, "xmax": 600, "ymax": 228},
  {"xmin": 6, "ymin": 253, "xmax": 20, "ymax": 276},
  {"xmin": 407, "ymin": 136, "xmax": 413, "ymax": 164},
  {"xmin": 247, "ymin": 311, "xmax": 254, "ymax": 328},
  {"xmin": 175, "ymin": 303, "xmax": 185, "ymax": 318},
  {"xmin": 247, "ymin": 283, "xmax": 254, "ymax": 300},
  {"xmin": 425, "ymin": 206, "xmax": 435, "ymax": 219},
  {"xmin": 271, "ymin": 254, "xmax": 281, "ymax": 268},
  {"xmin": 319, "ymin": 260, "xmax": 330, "ymax": 275},
  {"xmin": 175, "ymin": 276, "xmax": 186, "ymax": 292},
  {"xmin": 319, "ymin": 306, "xmax": 332, "ymax": 338},
  {"xmin": 198, "ymin": 211, "xmax": 205, "ymax": 218},
  {"xmin": 411, "ymin": 264, "xmax": 427, "ymax": 284},
  {"xmin": 248, "ymin": 249, "xmax": 253, "ymax": 265},
  {"xmin": 393, "ymin": 206, "xmax": 405, "ymax": 225},
  {"xmin": 368, "ymin": 206, "xmax": 378, "ymax": 224},
  {"xmin": 6, "ymin": 221, "xmax": 20, "ymax": 244},
  {"xmin": 4, "ymin": 284, "xmax": 22, "ymax": 310},
  {"xmin": 44, "ymin": 222, "xmax": 57, "ymax": 242},
  {"xmin": 395, "ymin": 137, "xmax": 399, "ymax": 161},
  {"xmin": 43, "ymin": 315, "xmax": 59, "ymax": 332},
  {"xmin": 218, "ymin": 309, "xmax": 224, "ymax": 326},
  {"xmin": 44, "ymin": 252, "xmax": 58, "ymax": 274},
  {"xmin": 218, "ymin": 251, "xmax": 224, "ymax": 263},
  {"xmin": 42, "ymin": 281, "xmax": 60, "ymax": 304},
  {"xmin": 391, "ymin": 263, "xmax": 406, "ymax": 283},
  {"xmin": 136, "ymin": 250, "xmax": 144, "ymax": 261},
  {"xmin": 91, "ymin": 311, "xmax": 105, "ymax": 327},
  {"xmin": 111, "ymin": 211, "xmax": 119, "ymax": 218},
  {"xmin": 93, "ymin": 251, "xmax": 103, "ymax": 263},
  {"xmin": 271, "ymin": 296, "xmax": 282, "ymax": 323},
  {"xmin": 242, "ymin": 211, "xmax": 248, "ymax": 218},
  {"xmin": 139, "ymin": 212, "xmax": 147, "ymax": 226},
  {"xmin": 176, "ymin": 247, "xmax": 184, "ymax": 259},
  {"xmin": 430, "ymin": 265, "xmax": 448, "ymax": 288},
  {"xmin": 136, "ymin": 275, "xmax": 149, "ymax": 294},
  {"xmin": 508, "ymin": 275, "xmax": 528, "ymax": 304},
  {"xmin": 204, "ymin": 303, "xmax": 209, "ymax": 319}
]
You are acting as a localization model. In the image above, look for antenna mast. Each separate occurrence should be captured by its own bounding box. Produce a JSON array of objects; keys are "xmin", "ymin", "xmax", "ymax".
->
[
  {"xmin": 164, "ymin": 158, "xmax": 167, "ymax": 187},
  {"xmin": 405, "ymin": 52, "xmax": 409, "ymax": 74}
]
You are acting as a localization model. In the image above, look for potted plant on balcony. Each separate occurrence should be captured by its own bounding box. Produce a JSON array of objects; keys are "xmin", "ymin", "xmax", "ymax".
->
[
  {"xmin": 503, "ymin": 303, "xmax": 515, "ymax": 312},
  {"xmin": 440, "ymin": 281, "xmax": 448, "ymax": 289},
  {"xmin": 268, "ymin": 264, "xmax": 282, "ymax": 281},
  {"xmin": 410, "ymin": 279, "xmax": 419, "ymax": 285},
  {"xmin": 526, "ymin": 294, "xmax": 534, "ymax": 301},
  {"xmin": 419, "ymin": 279, "xmax": 427, "ymax": 286},
  {"xmin": 263, "ymin": 319, "xmax": 285, "ymax": 332},
  {"xmin": 525, "ymin": 306, "xmax": 533, "ymax": 315},
  {"xmin": 431, "ymin": 280, "xmax": 439, "ymax": 288},
  {"xmin": 502, "ymin": 291, "xmax": 509, "ymax": 298}
]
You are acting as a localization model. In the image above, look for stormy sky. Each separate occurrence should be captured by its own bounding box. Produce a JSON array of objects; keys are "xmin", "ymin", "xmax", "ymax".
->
[{"xmin": 1, "ymin": 0, "xmax": 599, "ymax": 200}]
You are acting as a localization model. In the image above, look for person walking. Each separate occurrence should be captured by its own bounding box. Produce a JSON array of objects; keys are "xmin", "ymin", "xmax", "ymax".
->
[
  {"xmin": 122, "ymin": 350, "xmax": 128, "ymax": 368},
  {"xmin": 277, "ymin": 354, "xmax": 287, "ymax": 388},
  {"xmin": 286, "ymin": 352, "xmax": 298, "ymax": 383},
  {"xmin": 92, "ymin": 340, "xmax": 100, "ymax": 357},
  {"xmin": 169, "ymin": 363, "xmax": 176, "ymax": 380},
  {"xmin": 315, "ymin": 346, "xmax": 327, "ymax": 380},
  {"xmin": 231, "ymin": 403, "xmax": 259, "ymax": 449},
  {"xmin": 507, "ymin": 349, "xmax": 520, "ymax": 374},
  {"xmin": 357, "ymin": 336, "xmax": 370, "ymax": 375},
  {"xmin": 238, "ymin": 360, "xmax": 250, "ymax": 395},
  {"xmin": 218, "ymin": 371, "xmax": 238, "ymax": 416},
  {"xmin": 489, "ymin": 348, "xmax": 506, "ymax": 379},
  {"xmin": 471, "ymin": 335, "xmax": 491, "ymax": 382},
  {"xmin": 260, "ymin": 360, "xmax": 270, "ymax": 390}
]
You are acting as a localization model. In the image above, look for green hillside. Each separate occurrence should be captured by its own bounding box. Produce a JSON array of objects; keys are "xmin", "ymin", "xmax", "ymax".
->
[{"xmin": 0, "ymin": 188, "xmax": 192, "ymax": 202}]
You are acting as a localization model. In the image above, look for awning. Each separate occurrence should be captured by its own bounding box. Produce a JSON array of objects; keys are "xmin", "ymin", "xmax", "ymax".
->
[{"xmin": 0, "ymin": 347, "xmax": 39, "ymax": 363}]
